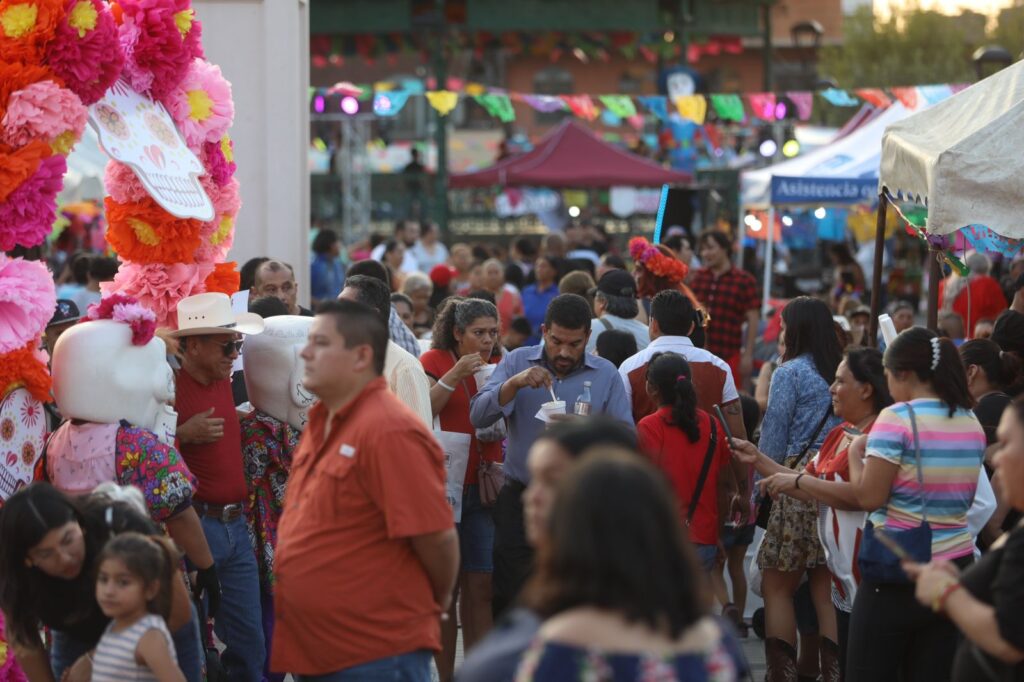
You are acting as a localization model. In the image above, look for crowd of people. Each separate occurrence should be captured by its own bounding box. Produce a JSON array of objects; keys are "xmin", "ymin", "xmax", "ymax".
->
[{"xmin": 3, "ymin": 219, "xmax": 1024, "ymax": 682}]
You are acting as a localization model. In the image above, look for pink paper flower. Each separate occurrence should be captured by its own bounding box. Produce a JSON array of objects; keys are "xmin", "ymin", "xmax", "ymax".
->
[
  {"xmin": 0, "ymin": 153, "xmax": 66, "ymax": 251},
  {"xmin": 193, "ymin": 175, "xmax": 239, "ymax": 262},
  {"xmin": 200, "ymin": 174, "xmax": 240, "ymax": 216},
  {"xmin": 104, "ymin": 160, "xmax": 149, "ymax": 204},
  {"xmin": 201, "ymin": 134, "xmax": 235, "ymax": 187},
  {"xmin": 118, "ymin": 0, "xmax": 204, "ymax": 100},
  {"xmin": 0, "ymin": 253, "xmax": 56, "ymax": 355},
  {"xmin": 102, "ymin": 261, "xmax": 214, "ymax": 327},
  {"xmin": 84, "ymin": 293, "xmax": 158, "ymax": 345},
  {"xmin": 161, "ymin": 58, "xmax": 232, "ymax": 149},
  {"xmin": 1, "ymin": 81, "xmax": 88, "ymax": 148},
  {"xmin": 45, "ymin": 0, "xmax": 124, "ymax": 105}
]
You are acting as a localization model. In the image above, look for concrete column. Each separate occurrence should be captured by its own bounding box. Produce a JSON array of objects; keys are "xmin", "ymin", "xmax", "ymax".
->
[{"xmin": 193, "ymin": 0, "xmax": 311, "ymax": 305}]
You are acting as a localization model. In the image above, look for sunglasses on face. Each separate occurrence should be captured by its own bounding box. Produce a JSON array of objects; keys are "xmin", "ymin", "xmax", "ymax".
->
[{"xmin": 215, "ymin": 340, "xmax": 244, "ymax": 357}]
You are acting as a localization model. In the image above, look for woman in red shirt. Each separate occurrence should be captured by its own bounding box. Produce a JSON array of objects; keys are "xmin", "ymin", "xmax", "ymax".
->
[
  {"xmin": 420, "ymin": 297, "xmax": 502, "ymax": 681},
  {"xmin": 637, "ymin": 352, "xmax": 740, "ymax": 573}
]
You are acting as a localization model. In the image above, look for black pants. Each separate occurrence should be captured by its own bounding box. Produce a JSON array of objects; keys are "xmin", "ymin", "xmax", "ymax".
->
[
  {"xmin": 846, "ymin": 580, "xmax": 960, "ymax": 682},
  {"xmin": 491, "ymin": 480, "xmax": 534, "ymax": 619},
  {"xmin": 836, "ymin": 607, "xmax": 850, "ymax": 681}
]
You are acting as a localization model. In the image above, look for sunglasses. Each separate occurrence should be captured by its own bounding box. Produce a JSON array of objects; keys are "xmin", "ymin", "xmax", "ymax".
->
[{"xmin": 215, "ymin": 340, "xmax": 244, "ymax": 357}]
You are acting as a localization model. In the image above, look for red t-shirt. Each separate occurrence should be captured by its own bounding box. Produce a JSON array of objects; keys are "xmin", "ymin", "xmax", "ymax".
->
[
  {"xmin": 174, "ymin": 368, "xmax": 247, "ymax": 504},
  {"xmin": 638, "ymin": 407, "xmax": 732, "ymax": 545},
  {"xmin": 420, "ymin": 349, "xmax": 501, "ymax": 485}
]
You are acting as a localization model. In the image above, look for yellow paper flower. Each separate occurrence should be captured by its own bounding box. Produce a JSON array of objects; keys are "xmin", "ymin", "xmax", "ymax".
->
[
  {"xmin": 51, "ymin": 130, "xmax": 79, "ymax": 155},
  {"xmin": 220, "ymin": 134, "xmax": 233, "ymax": 163},
  {"xmin": 187, "ymin": 88, "xmax": 213, "ymax": 122},
  {"xmin": 68, "ymin": 0, "xmax": 96, "ymax": 37},
  {"xmin": 1, "ymin": 3, "xmax": 37, "ymax": 38},
  {"xmin": 173, "ymin": 8, "xmax": 193, "ymax": 39},
  {"xmin": 210, "ymin": 215, "xmax": 233, "ymax": 245},
  {"xmin": 128, "ymin": 218, "xmax": 160, "ymax": 246}
]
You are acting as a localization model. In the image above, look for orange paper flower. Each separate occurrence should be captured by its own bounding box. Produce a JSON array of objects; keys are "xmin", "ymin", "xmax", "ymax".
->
[
  {"xmin": 203, "ymin": 261, "xmax": 238, "ymax": 295},
  {"xmin": 0, "ymin": 139, "xmax": 51, "ymax": 203},
  {"xmin": 0, "ymin": 0, "xmax": 66, "ymax": 63},
  {"xmin": 0, "ymin": 341, "xmax": 51, "ymax": 403},
  {"xmin": 104, "ymin": 196, "xmax": 203, "ymax": 264}
]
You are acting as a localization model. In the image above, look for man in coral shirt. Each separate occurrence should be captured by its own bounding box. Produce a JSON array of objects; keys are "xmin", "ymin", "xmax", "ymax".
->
[{"xmin": 272, "ymin": 299, "xmax": 458, "ymax": 680}]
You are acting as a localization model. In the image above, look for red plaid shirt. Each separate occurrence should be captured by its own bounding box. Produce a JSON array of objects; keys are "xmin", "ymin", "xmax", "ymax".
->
[{"xmin": 690, "ymin": 266, "xmax": 759, "ymax": 360}]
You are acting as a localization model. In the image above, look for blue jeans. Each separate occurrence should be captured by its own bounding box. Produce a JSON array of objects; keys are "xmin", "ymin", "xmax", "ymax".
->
[
  {"xmin": 200, "ymin": 514, "xmax": 266, "ymax": 682},
  {"xmin": 694, "ymin": 543, "xmax": 718, "ymax": 572},
  {"xmin": 51, "ymin": 604, "xmax": 204, "ymax": 682},
  {"xmin": 297, "ymin": 650, "xmax": 432, "ymax": 682}
]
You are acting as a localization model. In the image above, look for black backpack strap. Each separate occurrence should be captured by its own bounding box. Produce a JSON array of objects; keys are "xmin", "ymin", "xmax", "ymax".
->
[{"xmin": 687, "ymin": 419, "xmax": 718, "ymax": 525}]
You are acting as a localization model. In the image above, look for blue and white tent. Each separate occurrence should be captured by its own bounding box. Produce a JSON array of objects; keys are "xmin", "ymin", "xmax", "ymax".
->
[{"xmin": 741, "ymin": 102, "xmax": 919, "ymax": 210}]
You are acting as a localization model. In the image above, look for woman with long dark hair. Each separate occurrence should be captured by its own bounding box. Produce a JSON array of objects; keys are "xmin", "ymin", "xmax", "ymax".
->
[
  {"xmin": 754, "ymin": 296, "xmax": 844, "ymax": 680},
  {"xmin": 421, "ymin": 297, "xmax": 502, "ymax": 682},
  {"xmin": 733, "ymin": 347, "xmax": 894, "ymax": 678},
  {"xmin": 516, "ymin": 449, "xmax": 748, "ymax": 681},
  {"xmin": 521, "ymin": 256, "xmax": 560, "ymax": 346},
  {"xmin": 845, "ymin": 327, "xmax": 985, "ymax": 682},
  {"xmin": 0, "ymin": 483, "xmax": 203, "ymax": 682},
  {"xmin": 638, "ymin": 352, "xmax": 740, "ymax": 573}
]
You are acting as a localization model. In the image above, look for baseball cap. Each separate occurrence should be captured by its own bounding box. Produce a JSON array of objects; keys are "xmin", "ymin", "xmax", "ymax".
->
[
  {"xmin": 590, "ymin": 269, "xmax": 637, "ymax": 299},
  {"xmin": 429, "ymin": 264, "xmax": 457, "ymax": 289},
  {"xmin": 847, "ymin": 305, "xmax": 871, "ymax": 319},
  {"xmin": 47, "ymin": 299, "xmax": 80, "ymax": 329},
  {"xmin": 992, "ymin": 310, "xmax": 1024, "ymax": 357}
]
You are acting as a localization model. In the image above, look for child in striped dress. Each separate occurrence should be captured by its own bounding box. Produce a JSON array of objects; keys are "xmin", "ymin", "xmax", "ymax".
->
[{"xmin": 92, "ymin": 533, "xmax": 184, "ymax": 682}]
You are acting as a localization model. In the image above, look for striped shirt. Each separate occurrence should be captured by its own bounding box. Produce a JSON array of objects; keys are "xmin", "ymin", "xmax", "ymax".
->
[
  {"xmin": 91, "ymin": 613, "xmax": 177, "ymax": 681},
  {"xmin": 866, "ymin": 399, "xmax": 985, "ymax": 561}
]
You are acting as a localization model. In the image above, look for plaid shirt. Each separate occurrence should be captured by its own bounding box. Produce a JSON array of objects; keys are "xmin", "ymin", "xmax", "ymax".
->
[{"xmin": 690, "ymin": 266, "xmax": 759, "ymax": 360}]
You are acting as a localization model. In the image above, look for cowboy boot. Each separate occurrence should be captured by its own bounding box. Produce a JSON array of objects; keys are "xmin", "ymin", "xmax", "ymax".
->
[
  {"xmin": 819, "ymin": 637, "xmax": 842, "ymax": 682},
  {"xmin": 765, "ymin": 637, "xmax": 799, "ymax": 682}
]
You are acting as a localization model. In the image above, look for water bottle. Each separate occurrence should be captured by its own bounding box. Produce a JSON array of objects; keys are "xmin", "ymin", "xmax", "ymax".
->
[{"xmin": 574, "ymin": 381, "xmax": 592, "ymax": 416}]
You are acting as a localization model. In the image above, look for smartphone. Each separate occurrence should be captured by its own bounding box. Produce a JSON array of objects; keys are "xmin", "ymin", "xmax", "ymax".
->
[
  {"xmin": 873, "ymin": 529, "xmax": 910, "ymax": 560},
  {"xmin": 714, "ymin": 404, "xmax": 735, "ymax": 446}
]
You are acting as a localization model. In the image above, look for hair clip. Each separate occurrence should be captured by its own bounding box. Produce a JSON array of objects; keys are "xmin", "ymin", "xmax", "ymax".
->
[
  {"xmin": 929, "ymin": 336, "xmax": 941, "ymax": 371},
  {"xmin": 677, "ymin": 374, "xmax": 689, "ymax": 382}
]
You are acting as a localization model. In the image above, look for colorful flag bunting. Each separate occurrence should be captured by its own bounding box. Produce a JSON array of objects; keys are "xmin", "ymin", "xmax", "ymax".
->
[
  {"xmin": 746, "ymin": 93, "xmax": 776, "ymax": 120},
  {"xmin": 473, "ymin": 93, "xmax": 516, "ymax": 122},
  {"xmin": 562, "ymin": 95, "xmax": 599, "ymax": 120},
  {"xmin": 855, "ymin": 88, "xmax": 891, "ymax": 108},
  {"xmin": 426, "ymin": 91, "xmax": 459, "ymax": 116},
  {"xmin": 917, "ymin": 84, "xmax": 952, "ymax": 106},
  {"xmin": 785, "ymin": 92, "xmax": 814, "ymax": 121},
  {"xmin": 889, "ymin": 87, "xmax": 918, "ymax": 109},
  {"xmin": 637, "ymin": 96, "xmax": 669, "ymax": 121},
  {"xmin": 520, "ymin": 94, "xmax": 567, "ymax": 113},
  {"xmin": 674, "ymin": 95, "xmax": 707, "ymax": 124},
  {"xmin": 821, "ymin": 88, "xmax": 860, "ymax": 107},
  {"xmin": 709, "ymin": 94, "xmax": 744, "ymax": 122},
  {"xmin": 598, "ymin": 95, "xmax": 637, "ymax": 118}
]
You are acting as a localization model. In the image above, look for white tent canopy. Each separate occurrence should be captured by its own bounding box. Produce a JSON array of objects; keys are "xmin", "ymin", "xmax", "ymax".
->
[
  {"xmin": 880, "ymin": 60, "xmax": 1024, "ymax": 239},
  {"xmin": 742, "ymin": 102, "xmax": 918, "ymax": 209}
]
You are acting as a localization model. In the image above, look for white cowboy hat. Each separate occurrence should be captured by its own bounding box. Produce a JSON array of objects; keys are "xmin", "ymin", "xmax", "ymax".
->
[{"xmin": 170, "ymin": 293, "xmax": 265, "ymax": 337}]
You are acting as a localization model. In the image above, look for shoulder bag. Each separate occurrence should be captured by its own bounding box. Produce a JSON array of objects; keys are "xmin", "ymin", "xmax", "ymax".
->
[
  {"xmin": 755, "ymin": 406, "xmax": 832, "ymax": 529},
  {"xmin": 857, "ymin": 403, "xmax": 933, "ymax": 584},
  {"xmin": 686, "ymin": 419, "xmax": 719, "ymax": 527}
]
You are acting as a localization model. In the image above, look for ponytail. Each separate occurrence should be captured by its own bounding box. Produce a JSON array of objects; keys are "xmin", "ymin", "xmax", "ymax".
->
[
  {"xmin": 97, "ymin": 532, "xmax": 179, "ymax": 620},
  {"xmin": 960, "ymin": 338, "xmax": 1024, "ymax": 395},
  {"xmin": 885, "ymin": 327, "xmax": 973, "ymax": 417},
  {"xmin": 647, "ymin": 353, "xmax": 701, "ymax": 443}
]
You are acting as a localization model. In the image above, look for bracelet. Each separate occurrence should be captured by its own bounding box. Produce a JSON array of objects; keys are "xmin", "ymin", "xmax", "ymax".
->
[
  {"xmin": 795, "ymin": 473, "xmax": 805, "ymax": 490},
  {"xmin": 933, "ymin": 580, "xmax": 962, "ymax": 613},
  {"xmin": 437, "ymin": 379, "xmax": 456, "ymax": 392}
]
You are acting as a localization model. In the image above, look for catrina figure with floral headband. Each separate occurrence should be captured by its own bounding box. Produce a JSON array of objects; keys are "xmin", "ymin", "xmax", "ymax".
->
[{"xmin": 629, "ymin": 236, "xmax": 709, "ymax": 348}]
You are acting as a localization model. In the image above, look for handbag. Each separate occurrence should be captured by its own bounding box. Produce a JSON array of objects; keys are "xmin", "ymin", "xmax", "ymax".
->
[
  {"xmin": 857, "ymin": 404, "xmax": 933, "ymax": 584},
  {"xmin": 478, "ymin": 457, "xmax": 504, "ymax": 507},
  {"xmin": 756, "ymin": 406, "xmax": 833, "ymax": 529}
]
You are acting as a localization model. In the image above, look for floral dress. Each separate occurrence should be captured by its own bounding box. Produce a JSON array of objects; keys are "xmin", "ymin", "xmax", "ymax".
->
[
  {"xmin": 44, "ymin": 420, "xmax": 196, "ymax": 523},
  {"xmin": 240, "ymin": 410, "xmax": 301, "ymax": 594}
]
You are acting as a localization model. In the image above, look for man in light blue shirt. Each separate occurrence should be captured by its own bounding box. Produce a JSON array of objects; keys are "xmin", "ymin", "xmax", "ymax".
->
[{"xmin": 470, "ymin": 293, "xmax": 634, "ymax": 615}]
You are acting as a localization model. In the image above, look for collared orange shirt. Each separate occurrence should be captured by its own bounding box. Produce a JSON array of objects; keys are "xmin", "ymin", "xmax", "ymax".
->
[{"xmin": 271, "ymin": 378, "xmax": 454, "ymax": 675}]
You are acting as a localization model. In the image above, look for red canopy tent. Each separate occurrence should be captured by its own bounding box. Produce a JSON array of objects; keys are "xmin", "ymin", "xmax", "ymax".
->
[{"xmin": 449, "ymin": 120, "xmax": 692, "ymax": 188}]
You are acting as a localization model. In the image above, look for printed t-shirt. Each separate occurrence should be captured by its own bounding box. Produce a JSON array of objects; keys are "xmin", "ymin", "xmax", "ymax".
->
[
  {"xmin": 174, "ymin": 368, "xmax": 247, "ymax": 504},
  {"xmin": 805, "ymin": 423, "xmax": 867, "ymax": 612},
  {"xmin": 272, "ymin": 378, "xmax": 454, "ymax": 675},
  {"xmin": 638, "ymin": 408, "xmax": 732, "ymax": 546},
  {"xmin": 420, "ymin": 349, "xmax": 501, "ymax": 486},
  {"xmin": 866, "ymin": 399, "xmax": 985, "ymax": 561}
]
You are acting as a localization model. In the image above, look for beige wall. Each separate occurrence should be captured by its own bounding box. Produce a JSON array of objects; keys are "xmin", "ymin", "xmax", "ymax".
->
[{"xmin": 194, "ymin": 0, "xmax": 311, "ymax": 305}]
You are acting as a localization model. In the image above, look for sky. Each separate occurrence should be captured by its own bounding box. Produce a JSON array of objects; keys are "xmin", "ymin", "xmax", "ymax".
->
[{"xmin": 878, "ymin": 0, "xmax": 1017, "ymax": 19}]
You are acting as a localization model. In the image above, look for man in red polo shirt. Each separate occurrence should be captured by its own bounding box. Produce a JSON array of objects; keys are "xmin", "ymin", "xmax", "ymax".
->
[
  {"xmin": 172, "ymin": 292, "xmax": 267, "ymax": 682},
  {"xmin": 272, "ymin": 299, "xmax": 458, "ymax": 681},
  {"xmin": 690, "ymin": 230, "xmax": 760, "ymax": 391}
]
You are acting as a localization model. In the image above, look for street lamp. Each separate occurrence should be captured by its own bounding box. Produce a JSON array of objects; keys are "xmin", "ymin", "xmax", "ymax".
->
[
  {"xmin": 791, "ymin": 20, "xmax": 824, "ymax": 50},
  {"xmin": 972, "ymin": 45, "xmax": 1013, "ymax": 81}
]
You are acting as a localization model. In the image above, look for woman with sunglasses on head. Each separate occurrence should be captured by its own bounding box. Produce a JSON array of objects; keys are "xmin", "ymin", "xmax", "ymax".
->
[
  {"xmin": 0, "ymin": 483, "xmax": 204, "ymax": 682},
  {"xmin": 733, "ymin": 347, "xmax": 894, "ymax": 679},
  {"xmin": 421, "ymin": 297, "xmax": 503, "ymax": 682},
  {"xmin": 904, "ymin": 395, "xmax": 1024, "ymax": 682},
  {"xmin": 844, "ymin": 327, "xmax": 986, "ymax": 682}
]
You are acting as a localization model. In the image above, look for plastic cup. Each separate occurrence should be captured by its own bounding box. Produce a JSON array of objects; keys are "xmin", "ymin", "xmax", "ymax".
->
[
  {"xmin": 539, "ymin": 400, "xmax": 566, "ymax": 422},
  {"xmin": 474, "ymin": 364, "xmax": 496, "ymax": 387}
]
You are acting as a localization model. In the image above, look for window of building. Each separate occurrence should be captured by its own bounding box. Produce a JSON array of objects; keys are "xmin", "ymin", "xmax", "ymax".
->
[{"xmin": 533, "ymin": 66, "xmax": 573, "ymax": 125}]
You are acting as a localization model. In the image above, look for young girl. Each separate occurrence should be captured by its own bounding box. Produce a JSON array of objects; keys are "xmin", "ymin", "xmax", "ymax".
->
[{"xmin": 92, "ymin": 533, "xmax": 185, "ymax": 682}]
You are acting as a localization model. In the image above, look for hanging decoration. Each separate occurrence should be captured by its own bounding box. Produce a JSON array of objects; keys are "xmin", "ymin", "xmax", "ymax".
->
[
  {"xmin": 820, "ymin": 88, "xmax": 860, "ymax": 107},
  {"xmin": 709, "ymin": 94, "xmax": 744, "ymax": 122},
  {"xmin": 746, "ymin": 93, "xmax": 776, "ymax": 120},
  {"xmin": 425, "ymin": 90, "xmax": 458, "ymax": 116},
  {"xmin": 637, "ymin": 95, "xmax": 668, "ymax": 121},
  {"xmin": 598, "ymin": 95, "xmax": 636, "ymax": 118},
  {"xmin": 561, "ymin": 94, "xmax": 598, "ymax": 121},
  {"xmin": 889, "ymin": 87, "xmax": 918, "ymax": 109},
  {"xmin": 472, "ymin": 93, "xmax": 515, "ymax": 122},
  {"xmin": 373, "ymin": 90, "xmax": 410, "ymax": 116},
  {"xmin": 785, "ymin": 92, "xmax": 814, "ymax": 121},
  {"xmin": 855, "ymin": 88, "xmax": 891, "ymax": 108}
]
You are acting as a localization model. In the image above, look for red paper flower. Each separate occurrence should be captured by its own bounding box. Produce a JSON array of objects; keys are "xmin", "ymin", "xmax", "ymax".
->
[
  {"xmin": 118, "ymin": 0, "xmax": 203, "ymax": 99},
  {"xmin": 45, "ymin": 0, "xmax": 124, "ymax": 105},
  {"xmin": 0, "ymin": 151, "xmax": 65, "ymax": 251}
]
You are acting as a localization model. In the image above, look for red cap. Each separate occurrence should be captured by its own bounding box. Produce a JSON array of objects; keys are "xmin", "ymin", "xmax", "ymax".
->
[{"xmin": 430, "ymin": 264, "xmax": 457, "ymax": 288}]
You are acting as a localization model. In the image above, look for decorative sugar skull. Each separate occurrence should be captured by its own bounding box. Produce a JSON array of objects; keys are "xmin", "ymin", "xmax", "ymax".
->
[
  {"xmin": 243, "ymin": 316, "xmax": 315, "ymax": 431},
  {"xmin": 0, "ymin": 388, "xmax": 46, "ymax": 504},
  {"xmin": 52, "ymin": 320, "xmax": 177, "ymax": 444}
]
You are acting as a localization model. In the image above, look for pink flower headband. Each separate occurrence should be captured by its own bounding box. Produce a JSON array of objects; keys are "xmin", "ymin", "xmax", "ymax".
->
[{"xmin": 83, "ymin": 294, "xmax": 157, "ymax": 346}]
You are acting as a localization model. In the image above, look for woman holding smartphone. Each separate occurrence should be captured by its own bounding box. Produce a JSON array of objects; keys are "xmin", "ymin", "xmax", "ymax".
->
[
  {"xmin": 904, "ymin": 395, "xmax": 1024, "ymax": 681},
  {"xmin": 844, "ymin": 327, "xmax": 985, "ymax": 682},
  {"xmin": 733, "ymin": 347, "xmax": 893, "ymax": 679}
]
